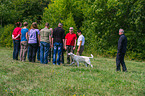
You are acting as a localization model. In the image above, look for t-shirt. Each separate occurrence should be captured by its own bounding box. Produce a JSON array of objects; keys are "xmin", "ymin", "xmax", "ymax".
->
[
  {"xmin": 21, "ymin": 28, "xmax": 29, "ymax": 41},
  {"xmin": 77, "ymin": 34, "xmax": 85, "ymax": 46},
  {"xmin": 12, "ymin": 27, "xmax": 21, "ymax": 40},
  {"xmin": 28, "ymin": 29, "xmax": 40, "ymax": 44},
  {"xmin": 52, "ymin": 27, "xmax": 65, "ymax": 43},
  {"xmin": 65, "ymin": 33, "xmax": 77, "ymax": 46},
  {"xmin": 40, "ymin": 27, "xmax": 51, "ymax": 43}
]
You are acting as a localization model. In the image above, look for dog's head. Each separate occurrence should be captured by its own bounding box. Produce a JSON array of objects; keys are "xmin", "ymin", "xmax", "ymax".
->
[{"xmin": 68, "ymin": 52, "xmax": 74, "ymax": 56}]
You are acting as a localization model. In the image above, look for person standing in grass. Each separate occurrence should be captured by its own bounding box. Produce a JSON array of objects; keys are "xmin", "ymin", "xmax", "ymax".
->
[
  {"xmin": 28, "ymin": 22, "xmax": 40, "ymax": 62},
  {"xmin": 12, "ymin": 22, "xmax": 22, "ymax": 60},
  {"xmin": 20, "ymin": 22, "xmax": 29, "ymax": 61},
  {"xmin": 116, "ymin": 29, "xmax": 127, "ymax": 72},
  {"xmin": 39, "ymin": 23, "xmax": 51, "ymax": 64},
  {"xmin": 65, "ymin": 27, "xmax": 77, "ymax": 64},
  {"xmin": 52, "ymin": 23, "xmax": 65, "ymax": 65},
  {"xmin": 76, "ymin": 30, "xmax": 85, "ymax": 56}
]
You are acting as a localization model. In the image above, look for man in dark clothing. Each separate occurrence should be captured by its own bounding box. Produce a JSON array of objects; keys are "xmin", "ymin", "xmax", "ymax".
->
[
  {"xmin": 52, "ymin": 23, "xmax": 65, "ymax": 65},
  {"xmin": 116, "ymin": 29, "xmax": 127, "ymax": 72}
]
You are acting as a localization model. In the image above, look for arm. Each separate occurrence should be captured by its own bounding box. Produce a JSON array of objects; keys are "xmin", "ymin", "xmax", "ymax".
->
[
  {"xmin": 49, "ymin": 35, "xmax": 52, "ymax": 47},
  {"xmin": 64, "ymin": 39, "xmax": 67, "ymax": 50},
  {"xmin": 38, "ymin": 34, "xmax": 40, "ymax": 46},
  {"xmin": 26, "ymin": 32, "xmax": 28, "ymax": 40},
  {"xmin": 118, "ymin": 36, "xmax": 123, "ymax": 53},
  {"xmin": 52, "ymin": 38, "xmax": 54, "ymax": 48},
  {"xmin": 12, "ymin": 34, "xmax": 15, "ymax": 40},
  {"xmin": 73, "ymin": 39, "xmax": 76, "ymax": 50},
  {"xmin": 14, "ymin": 34, "xmax": 20, "ymax": 39},
  {"xmin": 77, "ymin": 41, "xmax": 82, "ymax": 52}
]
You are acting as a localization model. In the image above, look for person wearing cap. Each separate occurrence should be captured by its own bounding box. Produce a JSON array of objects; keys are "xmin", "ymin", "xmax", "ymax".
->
[
  {"xmin": 65, "ymin": 27, "xmax": 77, "ymax": 64},
  {"xmin": 76, "ymin": 30, "xmax": 85, "ymax": 56},
  {"xmin": 52, "ymin": 23, "xmax": 65, "ymax": 65},
  {"xmin": 116, "ymin": 29, "xmax": 127, "ymax": 72},
  {"xmin": 20, "ymin": 22, "xmax": 29, "ymax": 61},
  {"xmin": 39, "ymin": 23, "xmax": 51, "ymax": 64}
]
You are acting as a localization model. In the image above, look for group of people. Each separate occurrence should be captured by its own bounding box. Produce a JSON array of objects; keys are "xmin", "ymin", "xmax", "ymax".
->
[
  {"xmin": 12, "ymin": 22, "xmax": 85, "ymax": 65},
  {"xmin": 12, "ymin": 22, "xmax": 127, "ymax": 72}
]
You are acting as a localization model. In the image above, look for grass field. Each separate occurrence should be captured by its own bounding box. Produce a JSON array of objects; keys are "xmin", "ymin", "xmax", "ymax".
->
[{"xmin": 0, "ymin": 47, "xmax": 145, "ymax": 96}]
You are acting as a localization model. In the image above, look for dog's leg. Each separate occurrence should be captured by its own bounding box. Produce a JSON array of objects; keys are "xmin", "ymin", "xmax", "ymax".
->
[
  {"xmin": 87, "ymin": 60, "xmax": 93, "ymax": 68},
  {"xmin": 69, "ymin": 61, "xmax": 74, "ymax": 66},
  {"xmin": 77, "ymin": 61, "xmax": 79, "ymax": 67},
  {"xmin": 84, "ymin": 63, "xmax": 88, "ymax": 67}
]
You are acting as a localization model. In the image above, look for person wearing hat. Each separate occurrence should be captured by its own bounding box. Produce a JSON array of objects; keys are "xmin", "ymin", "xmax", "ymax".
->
[
  {"xmin": 65, "ymin": 27, "xmax": 77, "ymax": 64},
  {"xmin": 116, "ymin": 29, "xmax": 127, "ymax": 72},
  {"xmin": 77, "ymin": 30, "xmax": 85, "ymax": 56}
]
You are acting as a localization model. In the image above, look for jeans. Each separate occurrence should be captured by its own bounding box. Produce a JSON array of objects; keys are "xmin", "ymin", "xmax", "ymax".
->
[
  {"xmin": 37, "ymin": 46, "xmax": 40, "ymax": 61},
  {"xmin": 13, "ymin": 40, "xmax": 20, "ymax": 60},
  {"xmin": 28, "ymin": 43, "xmax": 38, "ymax": 62},
  {"xmin": 53, "ymin": 42, "xmax": 63, "ymax": 65},
  {"xmin": 40, "ymin": 41, "xmax": 50, "ymax": 64},
  {"xmin": 116, "ymin": 53, "xmax": 127, "ymax": 71}
]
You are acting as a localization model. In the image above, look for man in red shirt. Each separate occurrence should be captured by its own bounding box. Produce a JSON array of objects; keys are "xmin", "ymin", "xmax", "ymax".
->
[{"xmin": 65, "ymin": 27, "xmax": 77, "ymax": 64}]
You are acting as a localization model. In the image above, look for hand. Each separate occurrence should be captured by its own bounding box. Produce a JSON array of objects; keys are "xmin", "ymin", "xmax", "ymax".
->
[
  {"xmin": 65, "ymin": 46, "xmax": 67, "ymax": 50},
  {"xmin": 73, "ymin": 46, "xmax": 75, "ymax": 50},
  {"xmin": 12, "ymin": 37, "xmax": 16, "ymax": 40},
  {"xmin": 77, "ymin": 48, "xmax": 80, "ymax": 52},
  {"xmin": 51, "ymin": 44, "xmax": 53, "ymax": 48}
]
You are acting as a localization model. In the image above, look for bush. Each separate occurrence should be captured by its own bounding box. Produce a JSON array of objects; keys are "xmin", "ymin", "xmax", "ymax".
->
[{"xmin": 0, "ymin": 24, "xmax": 14, "ymax": 47}]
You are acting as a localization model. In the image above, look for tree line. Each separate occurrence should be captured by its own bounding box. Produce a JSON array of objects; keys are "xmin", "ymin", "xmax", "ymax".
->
[{"xmin": 0, "ymin": 0, "xmax": 145, "ymax": 60}]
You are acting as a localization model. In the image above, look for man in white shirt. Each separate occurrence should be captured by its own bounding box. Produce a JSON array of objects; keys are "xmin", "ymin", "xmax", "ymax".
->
[{"xmin": 77, "ymin": 30, "xmax": 85, "ymax": 56}]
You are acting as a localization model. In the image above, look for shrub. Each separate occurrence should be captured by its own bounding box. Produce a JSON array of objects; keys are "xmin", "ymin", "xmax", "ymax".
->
[{"xmin": 0, "ymin": 24, "xmax": 14, "ymax": 47}]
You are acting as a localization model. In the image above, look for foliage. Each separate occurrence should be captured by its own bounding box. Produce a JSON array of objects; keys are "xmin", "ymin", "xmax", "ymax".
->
[
  {"xmin": 0, "ymin": 47, "xmax": 145, "ymax": 95},
  {"xmin": 0, "ymin": 0, "xmax": 145, "ymax": 60},
  {"xmin": 0, "ymin": 0, "xmax": 50, "ymax": 26},
  {"xmin": 0, "ymin": 24, "xmax": 14, "ymax": 47}
]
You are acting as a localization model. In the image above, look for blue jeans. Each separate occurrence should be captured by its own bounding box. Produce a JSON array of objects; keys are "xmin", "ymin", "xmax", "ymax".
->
[
  {"xmin": 53, "ymin": 42, "xmax": 63, "ymax": 65},
  {"xmin": 40, "ymin": 41, "xmax": 50, "ymax": 64},
  {"xmin": 13, "ymin": 40, "xmax": 20, "ymax": 60},
  {"xmin": 37, "ymin": 46, "xmax": 40, "ymax": 61}
]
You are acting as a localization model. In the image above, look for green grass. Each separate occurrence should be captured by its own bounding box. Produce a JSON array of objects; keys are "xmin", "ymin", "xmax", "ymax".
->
[{"xmin": 0, "ymin": 47, "xmax": 145, "ymax": 96}]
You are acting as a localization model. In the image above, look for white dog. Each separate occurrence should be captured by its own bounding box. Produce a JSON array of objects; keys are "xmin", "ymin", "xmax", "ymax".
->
[{"xmin": 68, "ymin": 52, "xmax": 93, "ymax": 68}]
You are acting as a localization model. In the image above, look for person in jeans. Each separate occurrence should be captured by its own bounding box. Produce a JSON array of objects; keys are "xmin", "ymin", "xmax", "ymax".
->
[
  {"xmin": 76, "ymin": 30, "xmax": 85, "ymax": 56},
  {"xmin": 28, "ymin": 22, "xmax": 40, "ymax": 62},
  {"xmin": 52, "ymin": 23, "xmax": 65, "ymax": 65},
  {"xmin": 116, "ymin": 29, "xmax": 127, "ymax": 72},
  {"xmin": 40, "ymin": 23, "xmax": 51, "ymax": 64},
  {"xmin": 65, "ymin": 27, "xmax": 77, "ymax": 64},
  {"xmin": 12, "ymin": 22, "xmax": 22, "ymax": 60}
]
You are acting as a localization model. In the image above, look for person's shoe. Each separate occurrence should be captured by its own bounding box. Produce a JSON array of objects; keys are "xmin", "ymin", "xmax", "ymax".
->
[
  {"xmin": 56, "ymin": 64, "xmax": 60, "ymax": 65},
  {"xmin": 123, "ymin": 70, "xmax": 128, "ymax": 72},
  {"xmin": 116, "ymin": 69, "xmax": 121, "ymax": 72}
]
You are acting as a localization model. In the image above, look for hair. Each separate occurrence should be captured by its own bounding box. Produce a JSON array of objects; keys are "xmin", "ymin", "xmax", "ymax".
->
[
  {"xmin": 119, "ymin": 29, "xmax": 124, "ymax": 33},
  {"xmin": 15, "ymin": 22, "xmax": 21, "ymax": 27},
  {"xmin": 45, "ymin": 23, "xmax": 49, "ymax": 26},
  {"xmin": 32, "ymin": 22, "xmax": 38, "ymax": 29},
  {"xmin": 77, "ymin": 30, "xmax": 82, "ymax": 33},
  {"xmin": 58, "ymin": 23, "xmax": 63, "ymax": 27},
  {"xmin": 23, "ymin": 22, "xmax": 28, "ymax": 26}
]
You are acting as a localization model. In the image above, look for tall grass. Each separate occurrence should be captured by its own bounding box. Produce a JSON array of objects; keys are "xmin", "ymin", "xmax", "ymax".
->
[{"xmin": 0, "ymin": 47, "xmax": 145, "ymax": 96}]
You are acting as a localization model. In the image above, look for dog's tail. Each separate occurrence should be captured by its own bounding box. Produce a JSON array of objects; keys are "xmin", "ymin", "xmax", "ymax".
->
[{"xmin": 90, "ymin": 54, "xmax": 93, "ymax": 58}]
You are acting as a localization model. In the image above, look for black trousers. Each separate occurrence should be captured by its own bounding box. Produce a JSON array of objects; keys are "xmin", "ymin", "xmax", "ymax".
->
[
  {"xmin": 66, "ymin": 45, "xmax": 74, "ymax": 63},
  {"xmin": 116, "ymin": 53, "xmax": 127, "ymax": 71},
  {"xmin": 28, "ymin": 43, "xmax": 38, "ymax": 62}
]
